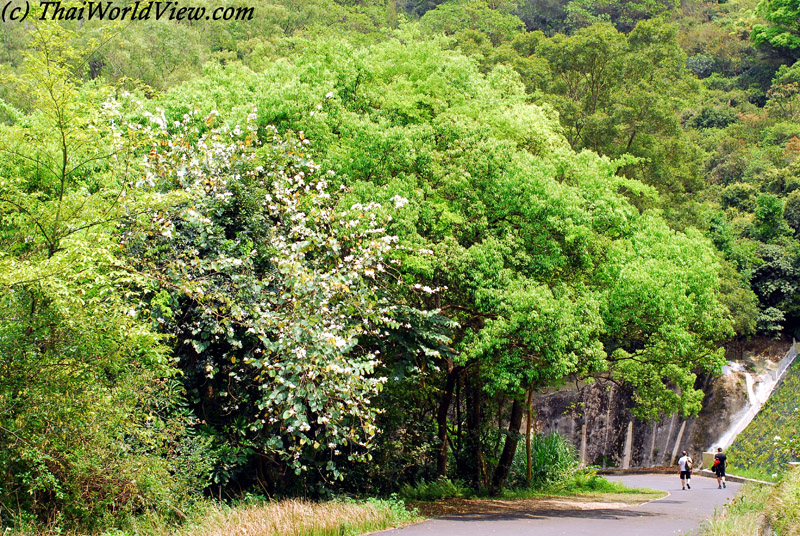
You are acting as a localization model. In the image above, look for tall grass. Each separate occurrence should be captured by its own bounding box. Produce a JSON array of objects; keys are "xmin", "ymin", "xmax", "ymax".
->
[
  {"xmin": 508, "ymin": 432, "xmax": 580, "ymax": 489},
  {"xmin": 725, "ymin": 464, "xmax": 780, "ymax": 482},
  {"xmin": 173, "ymin": 498, "xmax": 417, "ymax": 536},
  {"xmin": 699, "ymin": 483, "xmax": 772, "ymax": 536},
  {"xmin": 767, "ymin": 468, "xmax": 800, "ymax": 536},
  {"xmin": 399, "ymin": 478, "xmax": 467, "ymax": 501},
  {"xmin": 5, "ymin": 498, "xmax": 418, "ymax": 536}
]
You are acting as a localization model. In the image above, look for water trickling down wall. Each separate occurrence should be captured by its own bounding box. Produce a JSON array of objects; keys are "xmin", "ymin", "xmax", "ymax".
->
[{"xmin": 530, "ymin": 341, "xmax": 797, "ymax": 468}]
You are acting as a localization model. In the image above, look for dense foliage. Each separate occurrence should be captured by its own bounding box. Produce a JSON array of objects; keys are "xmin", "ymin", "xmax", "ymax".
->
[
  {"xmin": 0, "ymin": 22, "xmax": 211, "ymax": 529},
  {"xmin": 3, "ymin": 0, "xmax": 800, "ymax": 532}
]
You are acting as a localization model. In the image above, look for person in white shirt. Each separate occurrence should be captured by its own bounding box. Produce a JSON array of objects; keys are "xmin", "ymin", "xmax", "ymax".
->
[{"xmin": 678, "ymin": 450, "xmax": 693, "ymax": 490}]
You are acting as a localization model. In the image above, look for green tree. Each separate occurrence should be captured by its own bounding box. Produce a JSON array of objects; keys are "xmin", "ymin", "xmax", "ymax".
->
[
  {"xmin": 532, "ymin": 21, "xmax": 700, "ymax": 195},
  {"xmin": 124, "ymin": 110, "xmax": 450, "ymax": 490},
  {"xmin": 765, "ymin": 61, "xmax": 800, "ymax": 119},
  {"xmin": 154, "ymin": 31, "xmax": 731, "ymax": 492},
  {"xmin": 752, "ymin": 0, "xmax": 800, "ymax": 58},
  {"xmin": 753, "ymin": 193, "xmax": 790, "ymax": 241},
  {"xmin": 514, "ymin": 0, "xmax": 569, "ymax": 34},
  {"xmin": 0, "ymin": 20, "xmax": 208, "ymax": 529},
  {"xmin": 420, "ymin": 0, "xmax": 525, "ymax": 45},
  {"xmin": 564, "ymin": 0, "xmax": 678, "ymax": 33}
]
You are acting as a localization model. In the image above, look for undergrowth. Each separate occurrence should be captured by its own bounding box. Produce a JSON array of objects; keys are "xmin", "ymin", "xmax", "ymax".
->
[
  {"xmin": 508, "ymin": 432, "xmax": 580, "ymax": 488},
  {"xmin": 399, "ymin": 477, "xmax": 467, "ymax": 502},
  {"xmin": 399, "ymin": 432, "xmax": 654, "ymax": 503},
  {"xmin": 700, "ymin": 467, "xmax": 800, "ymax": 536}
]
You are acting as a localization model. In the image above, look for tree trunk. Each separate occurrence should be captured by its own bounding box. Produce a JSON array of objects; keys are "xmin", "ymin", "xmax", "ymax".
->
[
  {"xmin": 525, "ymin": 389, "xmax": 533, "ymax": 486},
  {"xmin": 464, "ymin": 367, "xmax": 483, "ymax": 488},
  {"xmin": 455, "ymin": 373, "xmax": 462, "ymax": 453},
  {"xmin": 436, "ymin": 364, "xmax": 460, "ymax": 477},
  {"xmin": 491, "ymin": 398, "xmax": 524, "ymax": 494}
]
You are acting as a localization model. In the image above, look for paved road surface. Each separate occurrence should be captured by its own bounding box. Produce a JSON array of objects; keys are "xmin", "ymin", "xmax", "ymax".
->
[{"xmin": 371, "ymin": 474, "xmax": 740, "ymax": 536}]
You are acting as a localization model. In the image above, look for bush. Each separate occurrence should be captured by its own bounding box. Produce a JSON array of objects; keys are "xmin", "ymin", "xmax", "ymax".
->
[
  {"xmin": 559, "ymin": 468, "xmax": 631, "ymax": 493},
  {"xmin": 720, "ymin": 182, "xmax": 757, "ymax": 211},
  {"xmin": 687, "ymin": 54, "xmax": 716, "ymax": 79},
  {"xmin": 690, "ymin": 106, "xmax": 738, "ymax": 129},
  {"xmin": 508, "ymin": 432, "xmax": 580, "ymax": 489},
  {"xmin": 398, "ymin": 478, "xmax": 467, "ymax": 502},
  {"xmin": 700, "ymin": 469, "xmax": 800, "ymax": 536},
  {"xmin": 0, "ymin": 286, "xmax": 214, "ymax": 532},
  {"xmin": 767, "ymin": 467, "xmax": 800, "ymax": 535}
]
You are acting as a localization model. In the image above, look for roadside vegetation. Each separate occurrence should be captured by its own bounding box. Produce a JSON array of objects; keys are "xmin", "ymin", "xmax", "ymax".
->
[
  {"xmin": 3, "ymin": 0, "xmax": 800, "ymax": 534},
  {"xmin": 8, "ymin": 498, "xmax": 419, "ymax": 536},
  {"xmin": 399, "ymin": 432, "xmax": 666, "ymax": 505},
  {"xmin": 701, "ymin": 467, "xmax": 800, "ymax": 536},
  {"xmin": 167, "ymin": 498, "xmax": 419, "ymax": 536}
]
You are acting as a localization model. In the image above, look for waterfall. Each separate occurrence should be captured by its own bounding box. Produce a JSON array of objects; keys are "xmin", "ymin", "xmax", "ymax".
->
[
  {"xmin": 708, "ymin": 342, "xmax": 798, "ymax": 451},
  {"xmin": 711, "ymin": 373, "xmax": 757, "ymax": 451}
]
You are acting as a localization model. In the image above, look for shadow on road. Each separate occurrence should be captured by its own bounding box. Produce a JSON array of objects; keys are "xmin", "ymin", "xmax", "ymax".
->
[{"xmin": 435, "ymin": 506, "xmax": 660, "ymax": 522}]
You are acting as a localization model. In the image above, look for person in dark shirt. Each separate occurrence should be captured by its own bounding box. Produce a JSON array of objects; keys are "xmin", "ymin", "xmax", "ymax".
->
[{"xmin": 714, "ymin": 447, "xmax": 727, "ymax": 489}]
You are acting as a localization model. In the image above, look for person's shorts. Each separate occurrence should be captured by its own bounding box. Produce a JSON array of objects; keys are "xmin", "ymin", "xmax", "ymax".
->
[
  {"xmin": 715, "ymin": 469, "xmax": 726, "ymax": 477},
  {"xmin": 680, "ymin": 470, "xmax": 692, "ymax": 479}
]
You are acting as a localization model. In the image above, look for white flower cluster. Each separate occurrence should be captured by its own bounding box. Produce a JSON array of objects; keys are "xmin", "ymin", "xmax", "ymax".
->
[{"xmin": 127, "ymin": 104, "xmax": 419, "ymax": 477}]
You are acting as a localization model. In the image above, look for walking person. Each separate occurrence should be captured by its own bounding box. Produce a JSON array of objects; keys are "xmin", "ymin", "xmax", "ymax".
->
[
  {"xmin": 678, "ymin": 450, "xmax": 693, "ymax": 490},
  {"xmin": 714, "ymin": 447, "xmax": 727, "ymax": 489}
]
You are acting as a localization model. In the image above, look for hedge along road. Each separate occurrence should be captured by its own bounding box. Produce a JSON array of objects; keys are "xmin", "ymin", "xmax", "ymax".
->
[{"xmin": 371, "ymin": 474, "xmax": 741, "ymax": 536}]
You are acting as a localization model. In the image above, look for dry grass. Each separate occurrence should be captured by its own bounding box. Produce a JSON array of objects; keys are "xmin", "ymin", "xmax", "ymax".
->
[
  {"xmin": 3, "ymin": 498, "xmax": 418, "ymax": 536},
  {"xmin": 173, "ymin": 498, "xmax": 418, "ymax": 536}
]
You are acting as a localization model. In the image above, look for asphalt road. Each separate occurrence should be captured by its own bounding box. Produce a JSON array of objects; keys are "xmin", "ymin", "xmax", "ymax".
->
[{"xmin": 371, "ymin": 474, "xmax": 741, "ymax": 536}]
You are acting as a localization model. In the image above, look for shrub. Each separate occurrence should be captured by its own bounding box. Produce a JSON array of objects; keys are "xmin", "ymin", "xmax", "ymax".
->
[
  {"xmin": 767, "ymin": 467, "xmax": 800, "ymax": 535},
  {"xmin": 398, "ymin": 478, "xmax": 467, "ymax": 502},
  {"xmin": 0, "ymin": 286, "xmax": 214, "ymax": 532},
  {"xmin": 700, "ymin": 469, "xmax": 800, "ymax": 536},
  {"xmin": 720, "ymin": 182, "xmax": 757, "ymax": 211},
  {"xmin": 559, "ymin": 467, "xmax": 631, "ymax": 493},
  {"xmin": 508, "ymin": 432, "xmax": 580, "ymax": 489},
  {"xmin": 690, "ymin": 106, "xmax": 738, "ymax": 129},
  {"xmin": 687, "ymin": 55, "xmax": 716, "ymax": 79}
]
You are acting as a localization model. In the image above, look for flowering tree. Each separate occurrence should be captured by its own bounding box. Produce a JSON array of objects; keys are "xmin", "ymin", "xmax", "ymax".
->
[{"xmin": 123, "ymin": 110, "xmax": 444, "ymax": 487}]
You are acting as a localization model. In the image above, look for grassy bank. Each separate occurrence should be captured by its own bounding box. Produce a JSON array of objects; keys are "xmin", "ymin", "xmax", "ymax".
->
[
  {"xmin": 727, "ymin": 360, "xmax": 800, "ymax": 475},
  {"xmin": 725, "ymin": 465, "xmax": 780, "ymax": 483},
  {"xmin": 8, "ymin": 466, "xmax": 658, "ymax": 536},
  {"xmin": 407, "ymin": 480, "xmax": 665, "ymax": 519},
  {"xmin": 8, "ymin": 478, "xmax": 663, "ymax": 536},
  {"xmin": 500, "ymin": 472, "xmax": 666, "ymax": 500},
  {"xmin": 6, "ymin": 498, "xmax": 420, "ymax": 536},
  {"xmin": 170, "ymin": 498, "xmax": 419, "ymax": 536},
  {"xmin": 161, "ymin": 475, "xmax": 659, "ymax": 536},
  {"xmin": 700, "ymin": 467, "xmax": 800, "ymax": 536}
]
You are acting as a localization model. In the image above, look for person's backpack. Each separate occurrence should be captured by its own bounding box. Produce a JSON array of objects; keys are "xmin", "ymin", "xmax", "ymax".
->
[{"xmin": 713, "ymin": 458, "xmax": 720, "ymax": 468}]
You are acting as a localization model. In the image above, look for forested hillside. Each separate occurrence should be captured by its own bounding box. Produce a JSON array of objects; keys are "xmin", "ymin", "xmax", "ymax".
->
[{"xmin": 2, "ymin": 0, "xmax": 800, "ymax": 533}]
